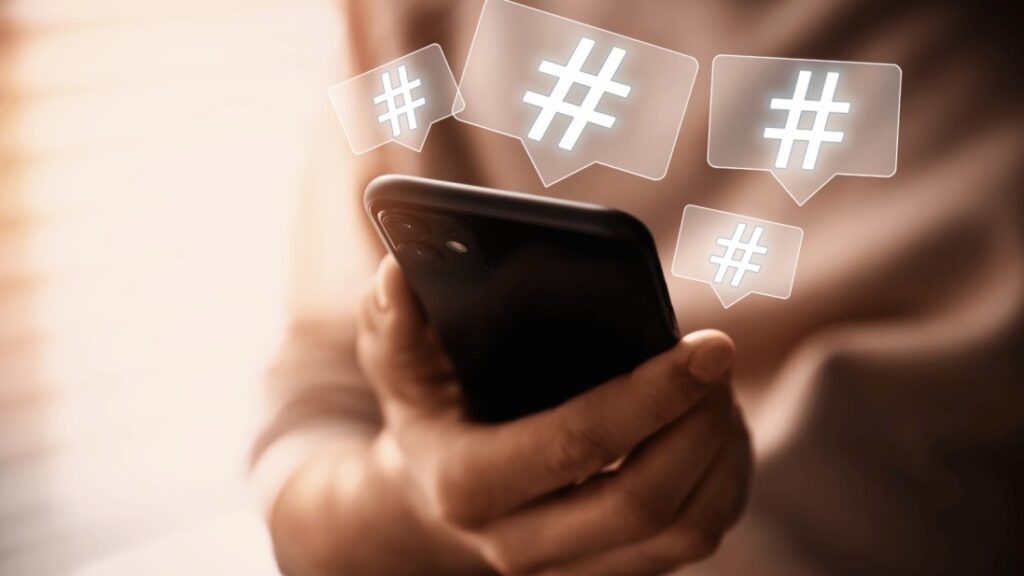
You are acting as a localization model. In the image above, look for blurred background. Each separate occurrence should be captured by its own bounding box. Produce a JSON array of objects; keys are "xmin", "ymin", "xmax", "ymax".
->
[{"xmin": 0, "ymin": 0, "xmax": 341, "ymax": 573}]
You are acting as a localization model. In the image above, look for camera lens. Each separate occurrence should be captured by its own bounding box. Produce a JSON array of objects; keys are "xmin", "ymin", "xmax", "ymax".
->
[
  {"xmin": 445, "ymin": 240, "xmax": 469, "ymax": 253},
  {"xmin": 396, "ymin": 242, "xmax": 441, "ymax": 264},
  {"xmin": 382, "ymin": 213, "xmax": 427, "ymax": 240}
]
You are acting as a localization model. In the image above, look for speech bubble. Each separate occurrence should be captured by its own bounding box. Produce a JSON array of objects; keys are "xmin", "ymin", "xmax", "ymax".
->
[
  {"xmin": 672, "ymin": 205, "xmax": 803, "ymax": 308},
  {"xmin": 455, "ymin": 0, "xmax": 698, "ymax": 187},
  {"xmin": 708, "ymin": 55, "xmax": 901, "ymax": 205},
  {"xmin": 329, "ymin": 44, "xmax": 461, "ymax": 154}
]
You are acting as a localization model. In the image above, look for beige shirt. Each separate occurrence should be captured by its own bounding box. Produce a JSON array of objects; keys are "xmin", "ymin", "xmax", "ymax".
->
[{"xmin": 255, "ymin": 1, "xmax": 1024, "ymax": 573}]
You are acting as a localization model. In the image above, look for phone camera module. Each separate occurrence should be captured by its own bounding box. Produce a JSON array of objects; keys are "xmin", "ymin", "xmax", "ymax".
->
[
  {"xmin": 396, "ymin": 242, "xmax": 442, "ymax": 264},
  {"xmin": 383, "ymin": 213, "xmax": 428, "ymax": 240}
]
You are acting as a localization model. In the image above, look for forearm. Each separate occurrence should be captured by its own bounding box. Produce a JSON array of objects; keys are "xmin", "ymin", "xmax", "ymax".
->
[{"xmin": 268, "ymin": 435, "xmax": 490, "ymax": 576}]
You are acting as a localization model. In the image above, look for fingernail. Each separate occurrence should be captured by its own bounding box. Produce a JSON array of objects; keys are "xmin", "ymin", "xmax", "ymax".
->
[
  {"xmin": 375, "ymin": 259, "xmax": 390, "ymax": 311},
  {"xmin": 689, "ymin": 339, "xmax": 733, "ymax": 385}
]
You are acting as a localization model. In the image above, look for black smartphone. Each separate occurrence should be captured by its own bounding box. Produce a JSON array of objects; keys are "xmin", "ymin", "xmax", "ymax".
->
[{"xmin": 365, "ymin": 175, "xmax": 679, "ymax": 422}]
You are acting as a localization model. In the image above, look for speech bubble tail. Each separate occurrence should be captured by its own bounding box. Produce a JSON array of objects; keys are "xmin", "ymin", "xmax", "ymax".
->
[
  {"xmin": 710, "ymin": 285, "xmax": 749, "ymax": 309},
  {"xmin": 522, "ymin": 141, "xmax": 596, "ymax": 188},
  {"xmin": 769, "ymin": 169, "xmax": 836, "ymax": 206},
  {"xmin": 452, "ymin": 92, "xmax": 466, "ymax": 115}
]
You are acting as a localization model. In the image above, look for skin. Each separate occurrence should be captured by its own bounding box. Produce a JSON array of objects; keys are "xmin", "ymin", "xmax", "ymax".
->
[{"xmin": 269, "ymin": 255, "xmax": 753, "ymax": 576}]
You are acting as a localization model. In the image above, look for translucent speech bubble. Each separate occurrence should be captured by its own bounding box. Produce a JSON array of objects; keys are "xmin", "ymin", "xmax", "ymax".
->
[
  {"xmin": 672, "ymin": 205, "xmax": 803, "ymax": 308},
  {"xmin": 708, "ymin": 55, "xmax": 902, "ymax": 205},
  {"xmin": 329, "ymin": 44, "xmax": 461, "ymax": 154},
  {"xmin": 454, "ymin": 0, "xmax": 698, "ymax": 187}
]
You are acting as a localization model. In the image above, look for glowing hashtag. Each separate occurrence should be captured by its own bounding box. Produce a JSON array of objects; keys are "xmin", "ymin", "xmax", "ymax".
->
[
  {"xmin": 763, "ymin": 70, "xmax": 851, "ymax": 171},
  {"xmin": 710, "ymin": 222, "xmax": 769, "ymax": 288},
  {"xmin": 523, "ymin": 37, "xmax": 632, "ymax": 151},
  {"xmin": 373, "ymin": 65, "xmax": 427, "ymax": 137}
]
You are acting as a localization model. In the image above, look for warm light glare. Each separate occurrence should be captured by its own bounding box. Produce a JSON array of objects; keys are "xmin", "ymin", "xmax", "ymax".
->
[{"xmin": 0, "ymin": 1, "xmax": 339, "ymax": 574}]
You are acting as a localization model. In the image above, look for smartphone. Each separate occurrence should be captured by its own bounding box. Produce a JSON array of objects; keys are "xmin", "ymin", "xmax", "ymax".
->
[{"xmin": 365, "ymin": 175, "xmax": 679, "ymax": 422}]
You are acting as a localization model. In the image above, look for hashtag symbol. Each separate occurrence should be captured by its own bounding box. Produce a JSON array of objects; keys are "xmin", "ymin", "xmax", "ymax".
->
[
  {"xmin": 763, "ymin": 70, "xmax": 851, "ymax": 171},
  {"xmin": 709, "ymin": 222, "xmax": 769, "ymax": 288},
  {"xmin": 373, "ymin": 64, "xmax": 427, "ymax": 138},
  {"xmin": 523, "ymin": 37, "xmax": 632, "ymax": 151}
]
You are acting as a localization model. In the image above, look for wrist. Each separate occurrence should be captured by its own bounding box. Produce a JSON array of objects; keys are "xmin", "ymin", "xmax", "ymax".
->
[
  {"xmin": 364, "ymin": 433, "xmax": 493, "ymax": 575},
  {"xmin": 269, "ymin": 433, "xmax": 491, "ymax": 576}
]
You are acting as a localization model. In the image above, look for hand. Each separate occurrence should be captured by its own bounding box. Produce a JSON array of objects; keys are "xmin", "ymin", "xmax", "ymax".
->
[{"xmin": 357, "ymin": 255, "xmax": 752, "ymax": 576}]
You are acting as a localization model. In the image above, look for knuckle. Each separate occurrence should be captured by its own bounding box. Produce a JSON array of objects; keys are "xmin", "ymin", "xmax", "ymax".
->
[
  {"xmin": 356, "ymin": 284, "xmax": 384, "ymax": 334},
  {"xmin": 549, "ymin": 420, "xmax": 619, "ymax": 478},
  {"xmin": 355, "ymin": 326, "xmax": 380, "ymax": 369},
  {"xmin": 423, "ymin": 456, "xmax": 486, "ymax": 528},
  {"xmin": 425, "ymin": 473, "xmax": 470, "ymax": 527},
  {"xmin": 477, "ymin": 539, "xmax": 526, "ymax": 576},
  {"xmin": 357, "ymin": 283, "xmax": 375, "ymax": 320}
]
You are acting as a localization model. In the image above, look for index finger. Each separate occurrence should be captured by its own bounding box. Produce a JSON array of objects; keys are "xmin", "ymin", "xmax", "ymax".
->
[{"xmin": 430, "ymin": 330, "xmax": 735, "ymax": 527}]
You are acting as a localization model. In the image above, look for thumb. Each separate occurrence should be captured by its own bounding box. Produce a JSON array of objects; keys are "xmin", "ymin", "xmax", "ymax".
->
[{"xmin": 357, "ymin": 255, "xmax": 459, "ymax": 418}]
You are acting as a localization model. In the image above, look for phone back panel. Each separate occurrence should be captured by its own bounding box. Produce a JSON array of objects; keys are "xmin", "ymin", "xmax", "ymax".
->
[{"xmin": 366, "ymin": 176, "xmax": 678, "ymax": 422}]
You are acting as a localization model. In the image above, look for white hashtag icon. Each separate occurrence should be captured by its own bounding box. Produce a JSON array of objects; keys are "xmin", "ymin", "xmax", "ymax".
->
[
  {"xmin": 523, "ymin": 37, "xmax": 632, "ymax": 151},
  {"xmin": 373, "ymin": 64, "xmax": 427, "ymax": 138},
  {"xmin": 710, "ymin": 222, "xmax": 769, "ymax": 288},
  {"xmin": 763, "ymin": 70, "xmax": 851, "ymax": 171}
]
